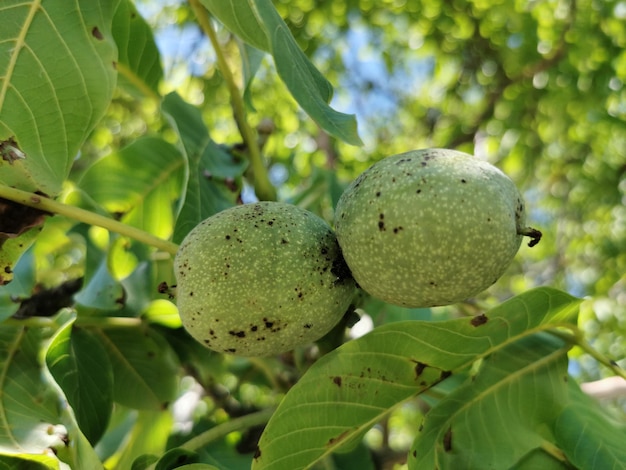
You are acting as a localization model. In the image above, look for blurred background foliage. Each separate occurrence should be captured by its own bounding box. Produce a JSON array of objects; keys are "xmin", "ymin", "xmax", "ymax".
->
[
  {"xmin": 82, "ymin": 0, "xmax": 625, "ymax": 380},
  {"xmin": 19, "ymin": 0, "xmax": 622, "ymax": 465}
]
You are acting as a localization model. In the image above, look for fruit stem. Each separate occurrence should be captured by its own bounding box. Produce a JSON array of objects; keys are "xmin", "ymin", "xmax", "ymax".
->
[
  {"xmin": 189, "ymin": 0, "xmax": 277, "ymax": 202},
  {"xmin": 0, "ymin": 184, "xmax": 180, "ymax": 256},
  {"xmin": 518, "ymin": 226, "xmax": 542, "ymax": 247}
]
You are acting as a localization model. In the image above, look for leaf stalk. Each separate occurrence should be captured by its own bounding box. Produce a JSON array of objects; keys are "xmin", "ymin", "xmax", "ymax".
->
[{"xmin": 0, "ymin": 184, "xmax": 179, "ymax": 255}]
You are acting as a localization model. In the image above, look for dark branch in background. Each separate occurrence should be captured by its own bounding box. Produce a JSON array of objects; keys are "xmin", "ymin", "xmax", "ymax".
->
[
  {"xmin": 12, "ymin": 277, "xmax": 84, "ymax": 319},
  {"xmin": 0, "ymin": 196, "xmax": 50, "ymax": 242},
  {"xmin": 446, "ymin": 1, "xmax": 577, "ymax": 149}
]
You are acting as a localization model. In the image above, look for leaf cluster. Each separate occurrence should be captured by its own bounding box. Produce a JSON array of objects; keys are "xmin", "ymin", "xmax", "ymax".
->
[{"xmin": 0, "ymin": 1, "xmax": 625, "ymax": 470}]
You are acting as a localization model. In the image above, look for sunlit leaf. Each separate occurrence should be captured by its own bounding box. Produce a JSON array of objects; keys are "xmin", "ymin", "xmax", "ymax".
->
[
  {"xmin": 45, "ymin": 320, "xmax": 114, "ymax": 445},
  {"xmin": 201, "ymin": 0, "xmax": 268, "ymax": 51},
  {"xmin": 55, "ymin": 403, "xmax": 105, "ymax": 470},
  {"xmin": 252, "ymin": 0, "xmax": 362, "ymax": 145},
  {"xmin": 409, "ymin": 333, "xmax": 570, "ymax": 469},
  {"xmin": 0, "ymin": 326, "xmax": 66, "ymax": 454},
  {"xmin": 143, "ymin": 299, "xmax": 181, "ymax": 328},
  {"xmin": 112, "ymin": 0, "xmax": 163, "ymax": 98},
  {"xmin": 201, "ymin": 0, "xmax": 362, "ymax": 146},
  {"xmin": 104, "ymin": 410, "xmax": 172, "ymax": 470},
  {"xmin": 161, "ymin": 92, "xmax": 246, "ymax": 243},
  {"xmin": 253, "ymin": 288, "xmax": 581, "ymax": 469},
  {"xmin": 0, "ymin": 453, "xmax": 61, "ymax": 470},
  {"xmin": 96, "ymin": 326, "xmax": 179, "ymax": 410},
  {"xmin": 555, "ymin": 383, "xmax": 626, "ymax": 469},
  {"xmin": 78, "ymin": 137, "xmax": 185, "ymax": 240},
  {"xmin": 0, "ymin": 0, "xmax": 117, "ymax": 195}
]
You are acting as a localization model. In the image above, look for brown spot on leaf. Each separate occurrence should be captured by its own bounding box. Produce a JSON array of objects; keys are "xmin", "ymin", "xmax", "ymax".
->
[
  {"xmin": 470, "ymin": 314, "xmax": 488, "ymax": 327},
  {"xmin": 92, "ymin": 26, "xmax": 104, "ymax": 40},
  {"xmin": 327, "ymin": 430, "xmax": 350, "ymax": 446},
  {"xmin": 0, "ymin": 137, "xmax": 25, "ymax": 163},
  {"xmin": 115, "ymin": 289, "xmax": 127, "ymax": 306},
  {"xmin": 254, "ymin": 447, "xmax": 261, "ymax": 459},
  {"xmin": 332, "ymin": 376, "xmax": 342, "ymax": 387},
  {"xmin": 440, "ymin": 370, "xmax": 452, "ymax": 381},
  {"xmin": 414, "ymin": 362, "xmax": 428, "ymax": 377},
  {"xmin": 443, "ymin": 427, "xmax": 452, "ymax": 452}
]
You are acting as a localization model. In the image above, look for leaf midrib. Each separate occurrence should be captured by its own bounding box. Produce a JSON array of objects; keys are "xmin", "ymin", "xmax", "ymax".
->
[{"xmin": 0, "ymin": 0, "xmax": 41, "ymax": 111}]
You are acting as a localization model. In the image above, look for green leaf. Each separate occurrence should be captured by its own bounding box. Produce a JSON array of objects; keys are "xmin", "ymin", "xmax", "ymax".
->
[
  {"xmin": 201, "ymin": 0, "xmax": 362, "ymax": 146},
  {"xmin": 78, "ymin": 137, "xmax": 185, "ymax": 240},
  {"xmin": 331, "ymin": 441, "xmax": 376, "ymax": 470},
  {"xmin": 131, "ymin": 454, "xmax": 158, "ymax": 470},
  {"xmin": 57, "ymin": 412, "xmax": 104, "ymax": 470},
  {"xmin": 0, "ymin": 248, "xmax": 36, "ymax": 322},
  {"xmin": 252, "ymin": 287, "xmax": 581, "ymax": 470},
  {"xmin": 161, "ymin": 92, "xmax": 246, "ymax": 243},
  {"xmin": 117, "ymin": 261, "xmax": 157, "ymax": 318},
  {"xmin": 112, "ymin": 0, "xmax": 163, "ymax": 98},
  {"xmin": 239, "ymin": 42, "xmax": 265, "ymax": 111},
  {"xmin": 45, "ymin": 320, "xmax": 114, "ymax": 445},
  {"xmin": 0, "ymin": 226, "xmax": 41, "ymax": 286},
  {"xmin": 510, "ymin": 449, "xmax": 572, "ymax": 470},
  {"xmin": 175, "ymin": 465, "xmax": 220, "ymax": 470},
  {"xmin": 555, "ymin": 382, "xmax": 626, "ymax": 469},
  {"xmin": 0, "ymin": 454, "xmax": 60, "ymax": 470},
  {"xmin": 252, "ymin": 0, "xmax": 362, "ymax": 146},
  {"xmin": 155, "ymin": 448, "xmax": 199, "ymax": 470},
  {"xmin": 0, "ymin": 0, "xmax": 118, "ymax": 195},
  {"xmin": 201, "ymin": 0, "xmax": 268, "ymax": 51},
  {"xmin": 409, "ymin": 333, "xmax": 570, "ymax": 469},
  {"xmin": 0, "ymin": 326, "xmax": 66, "ymax": 454},
  {"xmin": 105, "ymin": 410, "xmax": 172, "ymax": 470},
  {"xmin": 96, "ymin": 326, "xmax": 179, "ymax": 410},
  {"xmin": 74, "ymin": 255, "xmax": 125, "ymax": 311}
]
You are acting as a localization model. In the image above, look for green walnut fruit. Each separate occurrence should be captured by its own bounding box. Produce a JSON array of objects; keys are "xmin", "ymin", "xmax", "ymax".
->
[
  {"xmin": 174, "ymin": 202, "xmax": 356, "ymax": 356},
  {"xmin": 334, "ymin": 148, "xmax": 540, "ymax": 308}
]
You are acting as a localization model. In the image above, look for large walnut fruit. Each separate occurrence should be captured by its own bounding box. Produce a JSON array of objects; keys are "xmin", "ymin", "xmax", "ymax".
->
[
  {"xmin": 175, "ymin": 202, "xmax": 356, "ymax": 356},
  {"xmin": 334, "ymin": 148, "xmax": 540, "ymax": 308}
]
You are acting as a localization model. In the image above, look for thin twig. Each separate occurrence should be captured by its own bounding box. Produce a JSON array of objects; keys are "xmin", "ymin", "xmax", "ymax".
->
[
  {"xmin": 0, "ymin": 185, "xmax": 179, "ymax": 255},
  {"xmin": 189, "ymin": 0, "xmax": 276, "ymax": 201}
]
